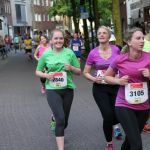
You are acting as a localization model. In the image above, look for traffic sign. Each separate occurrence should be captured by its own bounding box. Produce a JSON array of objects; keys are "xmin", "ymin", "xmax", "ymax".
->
[{"xmin": 80, "ymin": 12, "xmax": 89, "ymax": 19}]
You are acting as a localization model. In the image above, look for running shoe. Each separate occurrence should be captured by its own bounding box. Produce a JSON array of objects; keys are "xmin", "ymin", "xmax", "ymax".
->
[
  {"xmin": 50, "ymin": 115, "xmax": 56, "ymax": 131},
  {"xmin": 143, "ymin": 122, "xmax": 150, "ymax": 133},
  {"xmin": 41, "ymin": 86, "xmax": 46, "ymax": 94},
  {"xmin": 113, "ymin": 128, "xmax": 122, "ymax": 140},
  {"xmin": 105, "ymin": 144, "xmax": 114, "ymax": 150}
]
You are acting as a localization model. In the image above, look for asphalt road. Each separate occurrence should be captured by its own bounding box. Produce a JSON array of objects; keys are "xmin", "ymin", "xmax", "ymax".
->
[{"xmin": 0, "ymin": 51, "xmax": 150, "ymax": 150}]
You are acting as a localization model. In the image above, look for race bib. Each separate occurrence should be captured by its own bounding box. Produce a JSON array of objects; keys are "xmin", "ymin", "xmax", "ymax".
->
[
  {"xmin": 73, "ymin": 45, "xmax": 79, "ymax": 51},
  {"xmin": 49, "ymin": 72, "xmax": 67, "ymax": 88},
  {"xmin": 97, "ymin": 70, "xmax": 107, "ymax": 84},
  {"xmin": 125, "ymin": 82, "xmax": 148, "ymax": 104}
]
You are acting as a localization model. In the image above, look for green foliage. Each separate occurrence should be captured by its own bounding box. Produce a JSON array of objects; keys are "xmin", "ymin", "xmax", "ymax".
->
[
  {"xmin": 48, "ymin": 0, "xmax": 72, "ymax": 17},
  {"xmin": 98, "ymin": 0, "xmax": 112, "ymax": 26}
]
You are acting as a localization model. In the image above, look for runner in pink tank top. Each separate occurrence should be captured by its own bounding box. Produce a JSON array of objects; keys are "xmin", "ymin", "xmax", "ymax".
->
[
  {"xmin": 105, "ymin": 28, "xmax": 150, "ymax": 150},
  {"xmin": 34, "ymin": 35, "xmax": 51, "ymax": 60},
  {"xmin": 34, "ymin": 35, "xmax": 51, "ymax": 94}
]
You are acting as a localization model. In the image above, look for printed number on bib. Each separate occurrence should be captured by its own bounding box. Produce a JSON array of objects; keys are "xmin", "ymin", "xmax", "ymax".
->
[
  {"xmin": 125, "ymin": 82, "xmax": 148, "ymax": 104},
  {"xmin": 49, "ymin": 72, "xmax": 67, "ymax": 88},
  {"xmin": 73, "ymin": 45, "xmax": 79, "ymax": 51},
  {"xmin": 97, "ymin": 70, "xmax": 107, "ymax": 84}
]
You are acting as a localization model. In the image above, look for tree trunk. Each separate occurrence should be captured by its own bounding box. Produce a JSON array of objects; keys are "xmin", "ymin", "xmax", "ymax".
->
[
  {"xmin": 70, "ymin": 0, "xmax": 79, "ymax": 32},
  {"xmin": 82, "ymin": 19, "xmax": 90, "ymax": 52},
  {"xmin": 112, "ymin": 0, "xmax": 122, "ymax": 45},
  {"xmin": 93, "ymin": 0, "xmax": 100, "ymax": 32}
]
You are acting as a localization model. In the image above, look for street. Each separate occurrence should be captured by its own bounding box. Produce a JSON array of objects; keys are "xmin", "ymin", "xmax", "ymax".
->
[{"xmin": 0, "ymin": 51, "xmax": 150, "ymax": 150}]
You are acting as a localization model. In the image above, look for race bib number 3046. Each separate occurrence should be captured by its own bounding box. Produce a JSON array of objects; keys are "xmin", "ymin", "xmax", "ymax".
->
[
  {"xmin": 49, "ymin": 72, "xmax": 67, "ymax": 88},
  {"xmin": 125, "ymin": 82, "xmax": 148, "ymax": 104}
]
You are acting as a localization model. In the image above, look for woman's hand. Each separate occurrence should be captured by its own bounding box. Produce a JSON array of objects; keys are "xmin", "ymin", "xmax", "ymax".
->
[
  {"xmin": 94, "ymin": 76, "xmax": 103, "ymax": 84},
  {"xmin": 45, "ymin": 72, "xmax": 54, "ymax": 80},
  {"xmin": 117, "ymin": 75, "xmax": 129, "ymax": 85},
  {"xmin": 139, "ymin": 68, "xmax": 150, "ymax": 79},
  {"xmin": 64, "ymin": 64, "xmax": 72, "ymax": 71},
  {"xmin": 64, "ymin": 63, "xmax": 81, "ymax": 75}
]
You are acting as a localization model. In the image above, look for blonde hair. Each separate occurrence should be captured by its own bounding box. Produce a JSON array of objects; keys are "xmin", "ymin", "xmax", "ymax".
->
[
  {"xmin": 97, "ymin": 26, "xmax": 111, "ymax": 39},
  {"xmin": 121, "ymin": 27, "xmax": 142, "ymax": 53}
]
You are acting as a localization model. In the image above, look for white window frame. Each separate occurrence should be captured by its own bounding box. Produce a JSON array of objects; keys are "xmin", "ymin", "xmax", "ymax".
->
[
  {"xmin": 43, "ymin": 14, "xmax": 45, "ymax": 21},
  {"xmin": 46, "ymin": 0, "xmax": 49, "ymax": 6}
]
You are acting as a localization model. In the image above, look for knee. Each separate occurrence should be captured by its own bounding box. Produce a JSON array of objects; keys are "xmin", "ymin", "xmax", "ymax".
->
[
  {"xmin": 64, "ymin": 122, "xmax": 68, "ymax": 129},
  {"xmin": 56, "ymin": 116, "xmax": 65, "ymax": 128}
]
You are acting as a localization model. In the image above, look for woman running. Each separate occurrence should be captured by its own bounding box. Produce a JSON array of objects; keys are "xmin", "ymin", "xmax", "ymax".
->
[
  {"xmin": 34, "ymin": 35, "xmax": 50, "ymax": 94},
  {"xmin": 105, "ymin": 27, "xmax": 150, "ymax": 150},
  {"xmin": 35, "ymin": 29, "xmax": 81, "ymax": 150},
  {"xmin": 24, "ymin": 35, "xmax": 32, "ymax": 60},
  {"xmin": 83, "ymin": 26, "xmax": 121, "ymax": 150}
]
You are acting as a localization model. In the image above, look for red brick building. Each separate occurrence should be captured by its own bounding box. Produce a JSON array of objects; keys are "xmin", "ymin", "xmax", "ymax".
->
[{"xmin": 32, "ymin": 0, "xmax": 56, "ymax": 35}]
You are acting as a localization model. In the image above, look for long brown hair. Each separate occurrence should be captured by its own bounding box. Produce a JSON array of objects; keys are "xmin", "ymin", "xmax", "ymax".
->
[{"xmin": 121, "ymin": 27, "xmax": 142, "ymax": 53}]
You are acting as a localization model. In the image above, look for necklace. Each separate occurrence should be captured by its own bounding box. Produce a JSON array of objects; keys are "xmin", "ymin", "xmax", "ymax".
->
[{"xmin": 98, "ymin": 46, "xmax": 112, "ymax": 59}]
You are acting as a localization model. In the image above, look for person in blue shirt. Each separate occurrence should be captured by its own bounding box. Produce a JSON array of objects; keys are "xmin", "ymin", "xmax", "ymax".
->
[{"xmin": 70, "ymin": 32, "xmax": 82, "ymax": 63}]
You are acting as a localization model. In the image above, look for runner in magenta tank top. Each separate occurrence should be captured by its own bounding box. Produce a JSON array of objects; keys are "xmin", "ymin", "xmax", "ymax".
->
[{"xmin": 83, "ymin": 26, "xmax": 122, "ymax": 150}]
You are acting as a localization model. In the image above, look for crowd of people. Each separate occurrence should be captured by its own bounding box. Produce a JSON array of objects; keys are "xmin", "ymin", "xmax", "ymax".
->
[{"xmin": 33, "ymin": 22, "xmax": 150, "ymax": 150}]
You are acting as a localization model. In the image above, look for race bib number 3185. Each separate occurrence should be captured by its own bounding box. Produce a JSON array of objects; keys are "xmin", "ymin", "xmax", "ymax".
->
[{"xmin": 125, "ymin": 82, "xmax": 148, "ymax": 104}]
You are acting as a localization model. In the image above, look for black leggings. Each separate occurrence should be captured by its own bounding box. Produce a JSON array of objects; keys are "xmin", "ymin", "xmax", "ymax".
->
[
  {"xmin": 92, "ymin": 83, "xmax": 119, "ymax": 142},
  {"xmin": 40, "ymin": 77, "xmax": 46, "ymax": 85},
  {"xmin": 46, "ymin": 88, "xmax": 74, "ymax": 137},
  {"xmin": 115, "ymin": 107, "xmax": 149, "ymax": 150}
]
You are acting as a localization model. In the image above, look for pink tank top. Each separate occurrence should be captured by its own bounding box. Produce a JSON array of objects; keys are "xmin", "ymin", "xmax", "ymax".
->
[{"xmin": 38, "ymin": 44, "xmax": 51, "ymax": 58}]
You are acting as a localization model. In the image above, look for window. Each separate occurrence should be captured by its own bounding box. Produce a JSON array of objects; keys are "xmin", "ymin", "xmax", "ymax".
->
[
  {"xmin": 5, "ymin": 4, "xmax": 7, "ymax": 13},
  {"xmin": 46, "ymin": 0, "xmax": 49, "ymax": 6},
  {"xmin": 47, "ymin": 14, "xmax": 49, "ymax": 21},
  {"xmin": 33, "ymin": 0, "xmax": 37, "ymax": 5},
  {"xmin": 43, "ymin": 14, "xmax": 45, "ymax": 21},
  {"xmin": 35, "ymin": 14, "xmax": 38, "ymax": 21},
  {"xmin": 9, "ymin": 5, "xmax": 11, "ymax": 14},
  {"xmin": 37, "ymin": 0, "xmax": 40, "ymax": 5},
  {"xmin": 35, "ymin": 14, "xmax": 42, "ymax": 21},
  {"xmin": 42, "ymin": 0, "xmax": 45, "ymax": 6},
  {"xmin": 38, "ymin": 14, "xmax": 41, "ymax": 21},
  {"xmin": 15, "ymin": 4, "xmax": 26, "ymax": 23},
  {"xmin": 50, "ymin": 1, "xmax": 53, "ymax": 7},
  {"xmin": 0, "ymin": 19, "xmax": 2, "ymax": 30}
]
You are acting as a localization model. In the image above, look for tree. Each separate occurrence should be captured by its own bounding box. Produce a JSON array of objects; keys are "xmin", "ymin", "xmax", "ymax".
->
[
  {"xmin": 98, "ymin": 0, "xmax": 112, "ymax": 26},
  {"xmin": 93, "ymin": 0, "xmax": 100, "ymax": 32},
  {"xmin": 48, "ymin": 0, "xmax": 81, "ymax": 32},
  {"xmin": 48, "ymin": 0, "xmax": 71, "ymax": 20},
  {"xmin": 70, "ymin": 0, "xmax": 80, "ymax": 32},
  {"xmin": 112, "ymin": 0, "xmax": 122, "ymax": 45}
]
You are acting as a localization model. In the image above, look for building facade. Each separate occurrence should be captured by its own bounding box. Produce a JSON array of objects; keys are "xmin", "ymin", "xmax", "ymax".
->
[
  {"xmin": 126, "ymin": 0, "xmax": 150, "ymax": 26},
  {"xmin": 0, "ymin": 0, "xmax": 12, "ymax": 37},
  {"xmin": 10, "ymin": 0, "xmax": 32, "ymax": 36},
  {"xmin": 31, "ymin": 0, "xmax": 56, "ymax": 36}
]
